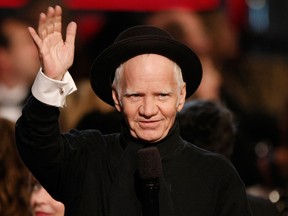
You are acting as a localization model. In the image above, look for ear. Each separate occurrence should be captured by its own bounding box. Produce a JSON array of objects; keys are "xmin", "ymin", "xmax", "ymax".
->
[
  {"xmin": 176, "ymin": 83, "xmax": 186, "ymax": 112},
  {"xmin": 112, "ymin": 88, "xmax": 122, "ymax": 112}
]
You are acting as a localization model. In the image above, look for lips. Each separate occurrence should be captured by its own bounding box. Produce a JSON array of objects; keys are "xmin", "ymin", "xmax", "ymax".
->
[
  {"xmin": 35, "ymin": 212, "xmax": 51, "ymax": 216},
  {"xmin": 138, "ymin": 120, "xmax": 160, "ymax": 128}
]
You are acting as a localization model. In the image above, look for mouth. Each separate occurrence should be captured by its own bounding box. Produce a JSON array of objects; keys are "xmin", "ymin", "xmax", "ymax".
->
[
  {"xmin": 35, "ymin": 212, "xmax": 51, "ymax": 216},
  {"xmin": 138, "ymin": 120, "xmax": 160, "ymax": 128}
]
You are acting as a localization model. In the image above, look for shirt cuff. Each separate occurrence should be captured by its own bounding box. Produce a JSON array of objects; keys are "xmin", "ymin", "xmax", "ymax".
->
[{"xmin": 32, "ymin": 68, "xmax": 77, "ymax": 108}]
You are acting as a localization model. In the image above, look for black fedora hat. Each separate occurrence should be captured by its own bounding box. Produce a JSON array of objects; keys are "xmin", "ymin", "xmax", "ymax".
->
[{"xmin": 90, "ymin": 25, "xmax": 202, "ymax": 106}]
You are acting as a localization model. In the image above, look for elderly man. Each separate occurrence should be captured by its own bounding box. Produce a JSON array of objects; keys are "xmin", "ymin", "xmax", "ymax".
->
[{"xmin": 16, "ymin": 5, "xmax": 252, "ymax": 216}]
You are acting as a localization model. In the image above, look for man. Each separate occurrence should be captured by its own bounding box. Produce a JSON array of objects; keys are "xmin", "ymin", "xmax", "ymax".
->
[{"xmin": 15, "ymin": 5, "xmax": 252, "ymax": 216}]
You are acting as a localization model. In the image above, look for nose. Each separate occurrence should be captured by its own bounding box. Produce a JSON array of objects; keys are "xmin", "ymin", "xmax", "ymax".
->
[
  {"xmin": 30, "ymin": 187, "xmax": 48, "ymax": 208},
  {"xmin": 139, "ymin": 96, "xmax": 158, "ymax": 118}
]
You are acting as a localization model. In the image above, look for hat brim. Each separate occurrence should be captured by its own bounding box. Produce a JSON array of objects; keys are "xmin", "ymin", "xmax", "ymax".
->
[{"xmin": 90, "ymin": 35, "xmax": 202, "ymax": 106}]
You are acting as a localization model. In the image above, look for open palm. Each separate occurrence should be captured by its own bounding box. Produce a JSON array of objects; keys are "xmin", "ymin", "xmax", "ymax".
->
[{"xmin": 28, "ymin": 5, "xmax": 77, "ymax": 80}]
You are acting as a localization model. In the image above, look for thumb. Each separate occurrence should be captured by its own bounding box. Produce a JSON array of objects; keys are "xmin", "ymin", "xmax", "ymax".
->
[{"xmin": 28, "ymin": 26, "xmax": 43, "ymax": 49}]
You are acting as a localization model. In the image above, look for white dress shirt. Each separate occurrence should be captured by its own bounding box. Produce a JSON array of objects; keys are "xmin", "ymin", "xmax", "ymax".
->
[{"xmin": 32, "ymin": 68, "xmax": 77, "ymax": 108}]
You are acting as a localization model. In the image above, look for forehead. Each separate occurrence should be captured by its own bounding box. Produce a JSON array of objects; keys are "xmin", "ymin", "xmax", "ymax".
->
[
  {"xmin": 125, "ymin": 53, "xmax": 173, "ymax": 65},
  {"xmin": 120, "ymin": 54, "xmax": 178, "ymax": 91},
  {"xmin": 123, "ymin": 54, "xmax": 175, "ymax": 78},
  {"xmin": 3, "ymin": 20, "xmax": 32, "ymax": 43},
  {"xmin": 4, "ymin": 20, "xmax": 27, "ymax": 35}
]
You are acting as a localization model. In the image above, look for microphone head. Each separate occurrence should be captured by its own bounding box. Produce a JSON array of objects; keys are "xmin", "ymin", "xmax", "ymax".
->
[{"xmin": 138, "ymin": 147, "xmax": 163, "ymax": 179}]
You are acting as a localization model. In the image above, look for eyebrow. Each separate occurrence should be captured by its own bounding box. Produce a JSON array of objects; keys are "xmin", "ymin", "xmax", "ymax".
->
[
  {"xmin": 123, "ymin": 89, "xmax": 139, "ymax": 95},
  {"xmin": 123, "ymin": 92, "xmax": 143, "ymax": 97},
  {"xmin": 124, "ymin": 90, "xmax": 173, "ymax": 96}
]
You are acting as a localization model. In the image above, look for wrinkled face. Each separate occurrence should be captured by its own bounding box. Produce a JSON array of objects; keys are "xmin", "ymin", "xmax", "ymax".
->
[
  {"xmin": 30, "ymin": 182, "xmax": 65, "ymax": 216},
  {"xmin": 112, "ymin": 54, "xmax": 186, "ymax": 143}
]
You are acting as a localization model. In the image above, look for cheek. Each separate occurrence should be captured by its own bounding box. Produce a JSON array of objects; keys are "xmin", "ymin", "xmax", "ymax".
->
[
  {"xmin": 51, "ymin": 201, "xmax": 65, "ymax": 215},
  {"xmin": 122, "ymin": 104, "xmax": 138, "ymax": 120},
  {"xmin": 30, "ymin": 194, "xmax": 36, "ymax": 207},
  {"xmin": 21, "ymin": 46, "xmax": 38, "ymax": 60},
  {"xmin": 164, "ymin": 103, "xmax": 180, "ymax": 123},
  {"xmin": 165, "ymin": 108, "xmax": 178, "ymax": 121}
]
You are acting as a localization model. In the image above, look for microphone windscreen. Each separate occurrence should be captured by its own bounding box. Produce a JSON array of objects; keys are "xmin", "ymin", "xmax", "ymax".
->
[{"xmin": 138, "ymin": 147, "xmax": 163, "ymax": 179}]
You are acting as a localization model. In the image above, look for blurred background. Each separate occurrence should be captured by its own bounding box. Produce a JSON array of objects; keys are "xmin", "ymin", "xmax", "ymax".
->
[{"xmin": 1, "ymin": 0, "xmax": 288, "ymax": 214}]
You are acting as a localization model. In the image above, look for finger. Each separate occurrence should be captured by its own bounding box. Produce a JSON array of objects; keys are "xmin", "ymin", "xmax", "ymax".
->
[
  {"xmin": 65, "ymin": 21, "xmax": 77, "ymax": 47},
  {"xmin": 28, "ymin": 27, "xmax": 43, "ymax": 49},
  {"xmin": 38, "ymin": 13, "xmax": 47, "ymax": 39},
  {"xmin": 54, "ymin": 5, "xmax": 62, "ymax": 33},
  {"xmin": 46, "ymin": 6, "xmax": 55, "ymax": 35}
]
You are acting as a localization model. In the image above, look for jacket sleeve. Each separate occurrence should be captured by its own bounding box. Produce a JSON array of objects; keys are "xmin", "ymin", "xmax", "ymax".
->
[
  {"xmin": 15, "ymin": 96, "xmax": 65, "ymax": 198},
  {"xmin": 15, "ymin": 95, "xmax": 114, "ymax": 206}
]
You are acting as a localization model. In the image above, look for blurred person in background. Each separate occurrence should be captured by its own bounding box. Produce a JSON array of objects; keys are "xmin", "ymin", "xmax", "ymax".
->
[
  {"xmin": 179, "ymin": 99, "xmax": 235, "ymax": 158},
  {"xmin": 199, "ymin": 5, "xmax": 288, "ymax": 212},
  {"xmin": 178, "ymin": 99, "xmax": 282, "ymax": 216},
  {"xmin": 0, "ymin": 12, "xmax": 40, "ymax": 122},
  {"xmin": 30, "ymin": 176, "xmax": 65, "ymax": 216},
  {"xmin": 0, "ymin": 117, "xmax": 31, "ymax": 216},
  {"xmin": 203, "ymin": 8, "xmax": 285, "ymax": 191}
]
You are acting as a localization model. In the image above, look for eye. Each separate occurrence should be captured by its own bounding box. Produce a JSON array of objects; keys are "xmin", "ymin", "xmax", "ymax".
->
[
  {"xmin": 130, "ymin": 93, "xmax": 140, "ymax": 97},
  {"xmin": 31, "ymin": 182, "xmax": 42, "ymax": 192},
  {"xmin": 126, "ymin": 93, "xmax": 142, "ymax": 102},
  {"xmin": 158, "ymin": 93, "xmax": 170, "ymax": 100}
]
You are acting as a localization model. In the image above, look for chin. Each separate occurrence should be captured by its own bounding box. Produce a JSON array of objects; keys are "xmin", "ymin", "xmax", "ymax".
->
[{"xmin": 137, "ymin": 133, "xmax": 164, "ymax": 143}]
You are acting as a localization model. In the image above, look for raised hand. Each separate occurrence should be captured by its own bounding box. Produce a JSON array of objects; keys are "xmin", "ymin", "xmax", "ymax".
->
[{"xmin": 28, "ymin": 5, "xmax": 77, "ymax": 80}]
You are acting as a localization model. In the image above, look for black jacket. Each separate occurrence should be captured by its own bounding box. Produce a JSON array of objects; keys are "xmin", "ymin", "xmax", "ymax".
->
[{"xmin": 16, "ymin": 96, "xmax": 252, "ymax": 216}]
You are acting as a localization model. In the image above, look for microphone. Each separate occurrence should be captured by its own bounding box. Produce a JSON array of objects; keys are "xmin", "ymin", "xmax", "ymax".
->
[{"xmin": 138, "ymin": 147, "xmax": 163, "ymax": 216}]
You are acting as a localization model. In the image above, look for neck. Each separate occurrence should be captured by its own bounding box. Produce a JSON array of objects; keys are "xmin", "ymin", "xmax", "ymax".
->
[{"xmin": 120, "ymin": 118, "xmax": 184, "ymax": 160}]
